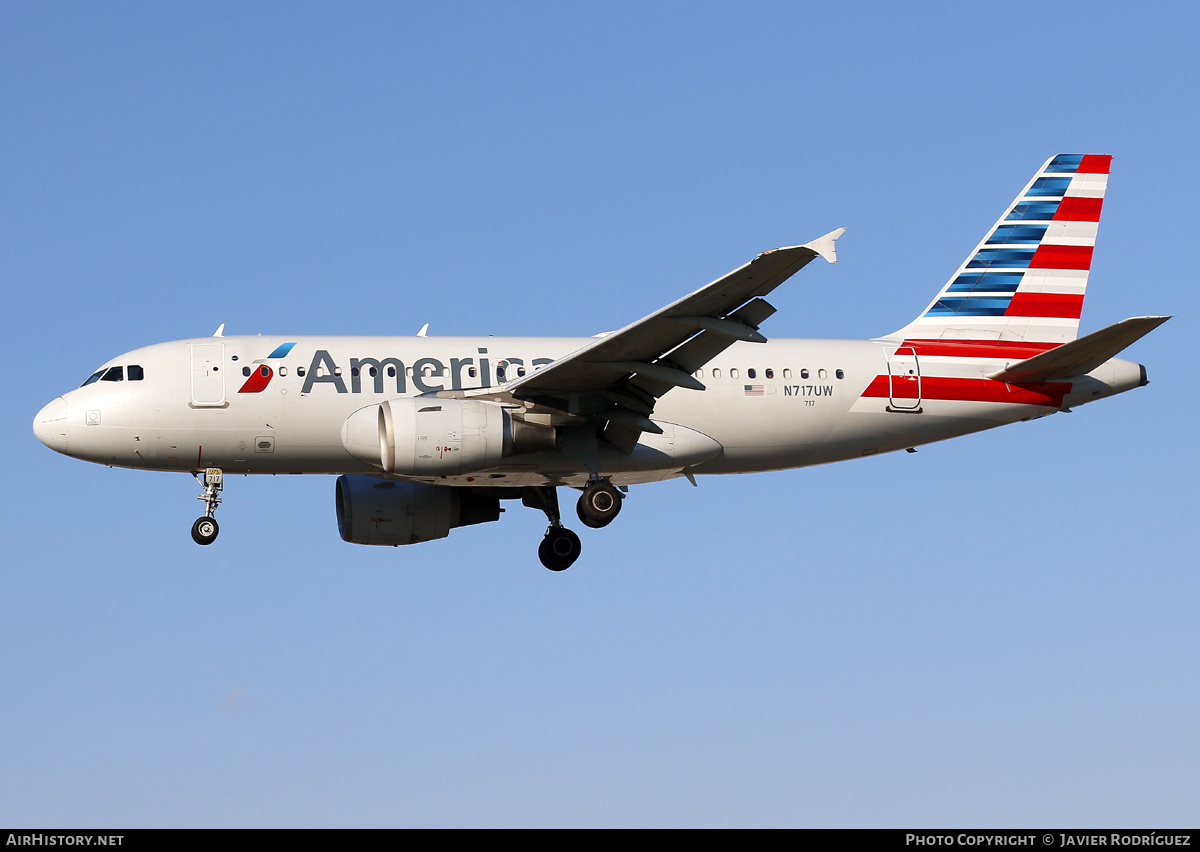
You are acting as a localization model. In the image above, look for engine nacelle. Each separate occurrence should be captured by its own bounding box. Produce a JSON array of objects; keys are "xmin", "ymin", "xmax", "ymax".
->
[
  {"xmin": 335, "ymin": 475, "xmax": 501, "ymax": 546},
  {"xmin": 342, "ymin": 398, "xmax": 556, "ymax": 476}
]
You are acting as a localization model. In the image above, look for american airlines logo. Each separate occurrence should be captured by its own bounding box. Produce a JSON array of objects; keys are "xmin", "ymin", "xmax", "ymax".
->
[
  {"xmin": 237, "ymin": 342, "xmax": 297, "ymax": 394},
  {"xmin": 241, "ymin": 347, "xmax": 557, "ymax": 395}
]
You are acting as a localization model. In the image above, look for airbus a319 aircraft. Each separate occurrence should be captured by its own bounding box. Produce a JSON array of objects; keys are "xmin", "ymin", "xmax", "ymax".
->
[{"xmin": 34, "ymin": 155, "xmax": 1167, "ymax": 570}]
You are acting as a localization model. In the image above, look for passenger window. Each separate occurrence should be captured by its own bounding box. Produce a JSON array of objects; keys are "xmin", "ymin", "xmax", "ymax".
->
[
  {"xmin": 730, "ymin": 368, "xmax": 739, "ymax": 379},
  {"xmin": 297, "ymin": 367, "xmax": 306, "ymax": 377},
  {"xmin": 369, "ymin": 367, "xmax": 377, "ymax": 377},
  {"xmin": 517, "ymin": 366, "xmax": 526, "ymax": 377},
  {"xmin": 127, "ymin": 365, "xmax": 144, "ymax": 381},
  {"xmin": 765, "ymin": 368, "xmax": 773, "ymax": 379},
  {"xmin": 468, "ymin": 367, "xmax": 477, "ymax": 378},
  {"xmin": 351, "ymin": 367, "xmax": 360, "ymax": 377},
  {"xmin": 747, "ymin": 368, "xmax": 756, "ymax": 379},
  {"xmin": 783, "ymin": 369, "xmax": 792, "ymax": 379},
  {"xmin": 260, "ymin": 365, "xmax": 270, "ymax": 378},
  {"xmin": 243, "ymin": 367, "xmax": 252, "ymax": 377},
  {"xmin": 818, "ymin": 369, "xmax": 827, "ymax": 379},
  {"xmin": 835, "ymin": 369, "xmax": 844, "ymax": 379},
  {"xmin": 387, "ymin": 366, "xmax": 396, "ymax": 378},
  {"xmin": 497, "ymin": 366, "xmax": 507, "ymax": 381},
  {"xmin": 801, "ymin": 369, "xmax": 809, "ymax": 379},
  {"xmin": 101, "ymin": 366, "xmax": 123, "ymax": 382},
  {"xmin": 695, "ymin": 369, "xmax": 704, "ymax": 379},
  {"xmin": 279, "ymin": 366, "xmax": 287, "ymax": 377},
  {"xmin": 334, "ymin": 367, "xmax": 342, "ymax": 376},
  {"xmin": 81, "ymin": 369, "xmax": 105, "ymax": 387},
  {"xmin": 712, "ymin": 368, "xmax": 721, "ymax": 379}
]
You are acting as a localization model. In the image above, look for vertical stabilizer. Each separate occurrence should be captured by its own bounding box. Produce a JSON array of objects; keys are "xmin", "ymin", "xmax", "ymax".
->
[{"xmin": 888, "ymin": 154, "xmax": 1111, "ymax": 345}]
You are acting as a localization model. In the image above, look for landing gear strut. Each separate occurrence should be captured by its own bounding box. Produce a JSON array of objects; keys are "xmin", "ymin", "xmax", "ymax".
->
[
  {"xmin": 191, "ymin": 467, "xmax": 223, "ymax": 546},
  {"xmin": 523, "ymin": 486, "xmax": 582, "ymax": 571},
  {"xmin": 576, "ymin": 479, "xmax": 623, "ymax": 528}
]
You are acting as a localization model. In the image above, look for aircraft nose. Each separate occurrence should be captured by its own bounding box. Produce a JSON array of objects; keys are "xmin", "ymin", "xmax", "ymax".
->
[{"xmin": 33, "ymin": 396, "xmax": 69, "ymax": 452}]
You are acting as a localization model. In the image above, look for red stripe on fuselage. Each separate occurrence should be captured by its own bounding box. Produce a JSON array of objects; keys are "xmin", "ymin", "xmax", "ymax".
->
[
  {"xmin": 862, "ymin": 375, "xmax": 1070, "ymax": 407},
  {"xmin": 1053, "ymin": 197, "xmax": 1103, "ymax": 222},
  {"xmin": 900, "ymin": 339, "xmax": 1061, "ymax": 359},
  {"xmin": 1005, "ymin": 292, "xmax": 1085, "ymax": 319}
]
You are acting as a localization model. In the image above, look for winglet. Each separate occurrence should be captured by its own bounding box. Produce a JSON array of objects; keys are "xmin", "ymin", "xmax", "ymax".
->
[
  {"xmin": 803, "ymin": 228, "xmax": 846, "ymax": 264},
  {"xmin": 212, "ymin": 323, "xmax": 225, "ymax": 337},
  {"xmin": 417, "ymin": 323, "xmax": 429, "ymax": 337}
]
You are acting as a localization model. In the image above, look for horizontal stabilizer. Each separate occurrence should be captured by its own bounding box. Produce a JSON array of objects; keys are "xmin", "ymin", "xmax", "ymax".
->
[{"xmin": 987, "ymin": 316, "xmax": 1170, "ymax": 382}]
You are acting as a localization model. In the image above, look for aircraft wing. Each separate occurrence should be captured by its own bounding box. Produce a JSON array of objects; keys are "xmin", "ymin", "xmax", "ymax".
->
[{"xmin": 486, "ymin": 228, "xmax": 845, "ymax": 451}]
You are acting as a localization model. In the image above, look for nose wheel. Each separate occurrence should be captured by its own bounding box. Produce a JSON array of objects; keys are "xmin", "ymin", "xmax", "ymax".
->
[
  {"xmin": 191, "ymin": 467, "xmax": 223, "ymax": 546},
  {"xmin": 191, "ymin": 516, "xmax": 219, "ymax": 545}
]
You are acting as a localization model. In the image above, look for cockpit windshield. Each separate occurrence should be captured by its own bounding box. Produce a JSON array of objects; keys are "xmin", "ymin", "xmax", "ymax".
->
[{"xmin": 80, "ymin": 364, "xmax": 143, "ymax": 387}]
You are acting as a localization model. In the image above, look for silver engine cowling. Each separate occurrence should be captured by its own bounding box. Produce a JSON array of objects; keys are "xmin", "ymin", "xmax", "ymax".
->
[
  {"xmin": 335, "ymin": 475, "xmax": 502, "ymax": 545},
  {"xmin": 341, "ymin": 398, "xmax": 556, "ymax": 476}
]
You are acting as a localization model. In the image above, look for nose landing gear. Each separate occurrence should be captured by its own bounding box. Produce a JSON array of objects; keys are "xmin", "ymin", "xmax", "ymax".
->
[{"xmin": 191, "ymin": 467, "xmax": 223, "ymax": 545}]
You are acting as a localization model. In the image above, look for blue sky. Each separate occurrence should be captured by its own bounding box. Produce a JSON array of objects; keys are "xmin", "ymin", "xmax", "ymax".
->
[{"xmin": 2, "ymin": 2, "xmax": 1196, "ymax": 827}]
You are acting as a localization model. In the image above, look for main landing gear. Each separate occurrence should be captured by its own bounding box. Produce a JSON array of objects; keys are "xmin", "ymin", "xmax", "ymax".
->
[
  {"xmin": 191, "ymin": 467, "xmax": 223, "ymax": 545},
  {"xmin": 576, "ymin": 479, "xmax": 623, "ymax": 528},
  {"xmin": 523, "ymin": 485, "xmax": 582, "ymax": 571},
  {"xmin": 524, "ymin": 479, "xmax": 624, "ymax": 571},
  {"xmin": 539, "ymin": 527, "xmax": 582, "ymax": 572}
]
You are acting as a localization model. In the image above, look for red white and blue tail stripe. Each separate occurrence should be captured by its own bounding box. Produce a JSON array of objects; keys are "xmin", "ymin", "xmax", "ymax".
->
[{"xmin": 889, "ymin": 154, "xmax": 1111, "ymax": 345}]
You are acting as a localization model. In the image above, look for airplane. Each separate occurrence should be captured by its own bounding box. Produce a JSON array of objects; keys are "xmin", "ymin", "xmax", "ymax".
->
[{"xmin": 33, "ymin": 154, "xmax": 1168, "ymax": 571}]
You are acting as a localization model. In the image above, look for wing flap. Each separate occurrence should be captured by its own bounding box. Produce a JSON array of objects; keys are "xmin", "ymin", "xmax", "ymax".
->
[{"xmin": 630, "ymin": 299, "xmax": 779, "ymax": 397}]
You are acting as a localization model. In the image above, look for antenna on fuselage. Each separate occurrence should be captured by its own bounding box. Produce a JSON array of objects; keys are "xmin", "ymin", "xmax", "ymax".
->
[
  {"xmin": 212, "ymin": 323, "xmax": 225, "ymax": 337},
  {"xmin": 416, "ymin": 323, "xmax": 429, "ymax": 337}
]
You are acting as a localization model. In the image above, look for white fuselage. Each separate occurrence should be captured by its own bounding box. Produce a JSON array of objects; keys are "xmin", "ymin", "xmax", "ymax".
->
[{"xmin": 33, "ymin": 334, "xmax": 1146, "ymax": 487}]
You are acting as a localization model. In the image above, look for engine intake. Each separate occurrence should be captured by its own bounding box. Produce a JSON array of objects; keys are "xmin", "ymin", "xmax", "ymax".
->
[{"xmin": 342, "ymin": 398, "xmax": 556, "ymax": 476}]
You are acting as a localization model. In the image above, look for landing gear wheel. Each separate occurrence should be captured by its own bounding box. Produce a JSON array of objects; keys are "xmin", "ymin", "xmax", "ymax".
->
[
  {"xmin": 191, "ymin": 516, "xmax": 219, "ymax": 546},
  {"xmin": 577, "ymin": 481, "xmax": 622, "ymax": 528},
  {"xmin": 576, "ymin": 501, "xmax": 606, "ymax": 528},
  {"xmin": 538, "ymin": 527, "xmax": 581, "ymax": 571}
]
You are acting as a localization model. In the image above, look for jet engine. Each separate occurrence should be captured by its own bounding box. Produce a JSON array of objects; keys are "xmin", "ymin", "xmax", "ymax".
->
[
  {"xmin": 342, "ymin": 398, "xmax": 556, "ymax": 476},
  {"xmin": 335, "ymin": 475, "xmax": 502, "ymax": 545}
]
